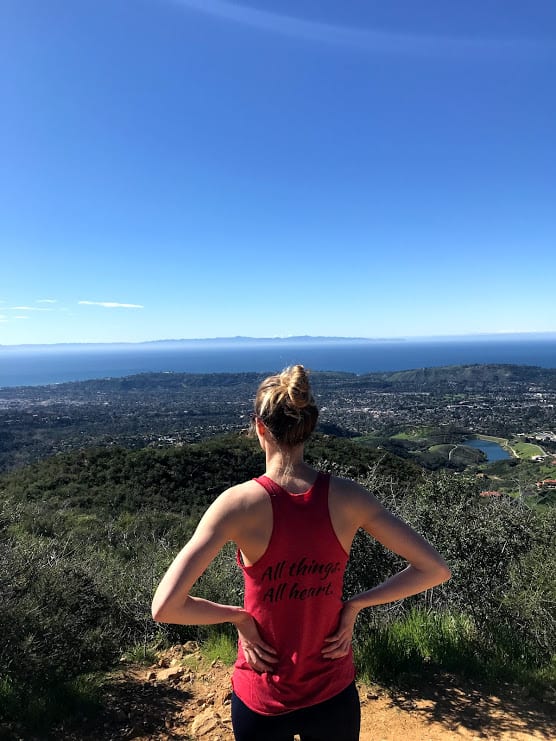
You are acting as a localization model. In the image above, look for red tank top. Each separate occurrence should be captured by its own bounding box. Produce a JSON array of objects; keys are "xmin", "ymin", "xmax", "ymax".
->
[{"xmin": 231, "ymin": 472, "xmax": 355, "ymax": 715}]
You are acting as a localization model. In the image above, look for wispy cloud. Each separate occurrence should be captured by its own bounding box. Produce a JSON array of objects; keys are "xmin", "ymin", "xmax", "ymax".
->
[
  {"xmin": 78, "ymin": 301, "xmax": 144, "ymax": 309},
  {"xmin": 14, "ymin": 316, "xmax": 29, "ymax": 320},
  {"xmin": 172, "ymin": 0, "xmax": 543, "ymax": 57},
  {"xmin": 10, "ymin": 305, "xmax": 53, "ymax": 312},
  {"xmin": 37, "ymin": 299, "xmax": 58, "ymax": 304}
]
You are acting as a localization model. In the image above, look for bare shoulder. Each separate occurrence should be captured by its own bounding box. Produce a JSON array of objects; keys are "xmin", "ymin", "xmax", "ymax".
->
[
  {"xmin": 196, "ymin": 479, "xmax": 270, "ymax": 538},
  {"xmin": 329, "ymin": 474, "xmax": 381, "ymax": 505},
  {"xmin": 328, "ymin": 474, "xmax": 384, "ymax": 523},
  {"xmin": 213, "ymin": 479, "xmax": 268, "ymax": 511}
]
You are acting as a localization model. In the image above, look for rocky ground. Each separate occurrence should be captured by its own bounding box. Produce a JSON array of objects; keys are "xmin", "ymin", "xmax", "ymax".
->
[{"xmin": 15, "ymin": 644, "xmax": 556, "ymax": 740}]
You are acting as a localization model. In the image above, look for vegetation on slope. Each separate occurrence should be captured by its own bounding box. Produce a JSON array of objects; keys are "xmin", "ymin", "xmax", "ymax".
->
[{"xmin": 1, "ymin": 433, "xmax": 554, "ymax": 733}]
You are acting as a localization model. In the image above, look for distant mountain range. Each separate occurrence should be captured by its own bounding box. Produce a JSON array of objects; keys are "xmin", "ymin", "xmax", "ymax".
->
[
  {"xmin": 2, "ymin": 332, "xmax": 555, "ymax": 350},
  {"xmin": 2, "ymin": 335, "xmax": 402, "ymax": 350},
  {"xmin": 145, "ymin": 335, "xmax": 399, "ymax": 345}
]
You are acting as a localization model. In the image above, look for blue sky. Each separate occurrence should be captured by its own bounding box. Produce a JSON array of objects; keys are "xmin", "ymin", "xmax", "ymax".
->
[{"xmin": 1, "ymin": 0, "xmax": 555, "ymax": 345}]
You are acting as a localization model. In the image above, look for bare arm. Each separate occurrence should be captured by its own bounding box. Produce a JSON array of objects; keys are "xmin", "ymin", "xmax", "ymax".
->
[
  {"xmin": 151, "ymin": 489, "xmax": 278, "ymax": 671},
  {"xmin": 347, "ymin": 506, "xmax": 451, "ymax": 609},
  {"xmin": 151, "ymin": 507, "xmax": 243, "ymax": 626},
  {"xmin": 323, "ymin": 487, "xmax": 451, "ymax": 658}
]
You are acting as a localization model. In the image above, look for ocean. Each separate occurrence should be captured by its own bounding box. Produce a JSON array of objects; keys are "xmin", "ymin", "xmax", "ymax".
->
[{"xmin": 1, "ymin": 337, "xmax": 555, "ymax": 389}]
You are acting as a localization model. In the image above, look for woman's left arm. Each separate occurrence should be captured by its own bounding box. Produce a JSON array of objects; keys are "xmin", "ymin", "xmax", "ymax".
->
[{"xmin": 323, "ymin": 487, "xmax": 451, "ymax": 658}]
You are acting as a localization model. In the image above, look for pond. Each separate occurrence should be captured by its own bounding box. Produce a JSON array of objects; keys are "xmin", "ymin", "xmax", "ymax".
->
[{"xmin": 462, "ymin": 438, "xmax": 512, "ymax": 462}]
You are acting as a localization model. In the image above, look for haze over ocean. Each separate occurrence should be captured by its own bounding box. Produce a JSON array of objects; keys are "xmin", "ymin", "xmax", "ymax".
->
[{"xmin": 1, "ymin": 337, "xmax": 555, "ymax": 388}]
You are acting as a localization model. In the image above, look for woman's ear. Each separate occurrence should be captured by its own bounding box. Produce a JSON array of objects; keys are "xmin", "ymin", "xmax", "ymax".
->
[{"xmin": 255, "ymin": 417, "xmax": 267, "ymax": 449}]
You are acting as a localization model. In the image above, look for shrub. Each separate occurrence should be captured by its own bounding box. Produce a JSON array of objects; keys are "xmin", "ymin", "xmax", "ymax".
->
[{"xmin": 0, "ymin": 535, "xmax": 121, "ymax": 691}]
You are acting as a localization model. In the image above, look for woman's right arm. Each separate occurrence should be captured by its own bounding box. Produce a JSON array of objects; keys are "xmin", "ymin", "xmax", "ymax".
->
[
  {"xmin": 151, "ymin": 488, "xmax": 278, "ymax": 672},
  {"xmin": 151, "ymin": 506, "xmax": 244, "ymax": 626}
]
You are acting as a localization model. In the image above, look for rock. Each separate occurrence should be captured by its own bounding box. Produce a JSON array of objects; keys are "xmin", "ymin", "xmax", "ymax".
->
[
  {"xmin": 145, "ymin": 671, "xmax": 156, "ymax": 681},
  {"xmin": 191, "ymin": 708, "xmax": 221, "ymax": 737},
  {"xmin": 184, "ymin": 640, "xmax": 199, "ymax": 653},
  {"xmin": 180, "ymin": 708, "xmax": 197, "ymax": 722},
  {"xmin": 220, "ymin": 690, "xmax": 232, "ymax": 706},
  {"xmin": 156, "ymin": 667, "xmax": 184, "ymax": 682}
]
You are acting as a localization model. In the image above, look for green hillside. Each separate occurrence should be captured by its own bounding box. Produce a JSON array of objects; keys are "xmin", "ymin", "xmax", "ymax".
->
[{"xmin": 1, "ymin": 432, "xmax": 554, "ymax": 735}]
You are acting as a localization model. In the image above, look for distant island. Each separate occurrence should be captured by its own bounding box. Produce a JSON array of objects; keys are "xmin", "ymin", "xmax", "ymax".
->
[
  {"xmin": 0, "ymin": 335, "xmax": 403, "ymax": 350},
  {"xmin": 1, "ymin": 331, "xmax": 554, "ymax": 351}
]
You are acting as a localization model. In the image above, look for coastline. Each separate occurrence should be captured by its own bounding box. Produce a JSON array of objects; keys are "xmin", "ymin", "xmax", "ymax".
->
[{"xmin": 1, "ymin": 338, "xmax": 556, "ymax": 389}]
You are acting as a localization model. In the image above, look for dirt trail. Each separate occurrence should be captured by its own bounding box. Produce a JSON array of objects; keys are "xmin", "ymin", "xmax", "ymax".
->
[{"xmin": 50, "ymin": 646, "xmax": 554, "ymax": 741}]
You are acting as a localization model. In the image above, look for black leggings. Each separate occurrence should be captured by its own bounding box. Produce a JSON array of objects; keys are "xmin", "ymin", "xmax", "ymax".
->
[{"xmin": 231, "ymin": 681, "xmax": 360, "ymax": 741}]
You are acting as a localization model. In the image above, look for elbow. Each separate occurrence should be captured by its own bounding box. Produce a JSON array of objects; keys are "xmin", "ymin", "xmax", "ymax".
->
[
  {"xmin": 151, "ymin": 594, "xmax": 172, "ymax": 624},
  {"xmin": 421, "ymin": 557, "xmax": 451, "ymax": 588},
  {"xmin": 437, "ymin": 561, "xmax": 452, "ymax": 584},
  {"xmin": 151, "ymin": 591, "xmax": 191, "ymax": 624},
  {"xmin": 151, "ymin": 601, "xmax": 166, "ymax": 624}
]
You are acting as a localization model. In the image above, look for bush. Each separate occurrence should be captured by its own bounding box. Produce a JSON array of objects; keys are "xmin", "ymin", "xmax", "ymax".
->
[
  {"xmin": 0, "ymin": 535, "xmax": 121, "ymax": 691},
  {"xmin": 345, "ymin": 470, "xmax": 554, "ymax": 665}
]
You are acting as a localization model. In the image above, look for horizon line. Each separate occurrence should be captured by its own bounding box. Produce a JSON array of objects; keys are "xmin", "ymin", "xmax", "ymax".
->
[{"xmin": 1, "ymin": 330, "xmax": 556, "ymax": 350}]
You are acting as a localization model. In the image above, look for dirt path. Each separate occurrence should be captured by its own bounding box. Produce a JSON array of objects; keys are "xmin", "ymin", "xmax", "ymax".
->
[{"xmin": 49, "ymin": 646, "xmax": 554, "ymax": 741}]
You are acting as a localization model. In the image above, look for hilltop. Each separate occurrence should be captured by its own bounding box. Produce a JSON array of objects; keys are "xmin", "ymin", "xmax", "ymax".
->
[{"xmin": 1, "ymin": 432, "xmax": 554, "ymax": 737}]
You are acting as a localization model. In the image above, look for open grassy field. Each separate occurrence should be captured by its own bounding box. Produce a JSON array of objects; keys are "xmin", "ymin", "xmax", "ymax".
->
[
  {"xmin": 428, "ymin": 444, "xmax": 453, "ymax": 453},
  {"xmin": 391, "ymin": 426, "xmax": 436, "ymax": 440},
  {"xmin": 511, "ymin": 441, "xmax": 546, "ymax": 459}
]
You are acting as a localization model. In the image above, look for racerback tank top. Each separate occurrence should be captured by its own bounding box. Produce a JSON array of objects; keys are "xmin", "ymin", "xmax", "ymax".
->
[{"xmin": 231, "ymin": 472, "xmax": 355, "ymax": 715}]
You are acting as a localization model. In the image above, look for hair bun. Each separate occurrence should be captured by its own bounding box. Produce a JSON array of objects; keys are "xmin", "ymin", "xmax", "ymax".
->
[
  {"xmin": 281, "ymin": 365, "xmax": 312, "ymax": 410},
  {"xmin": 254, "ymin": 364, "xmax": 318, "ymax": 446}
]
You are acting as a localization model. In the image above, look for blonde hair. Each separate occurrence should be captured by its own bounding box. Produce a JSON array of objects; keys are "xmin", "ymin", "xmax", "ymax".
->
[{"xmin": 254, "ymin": 365, "xmax": 318, "ymax": 447}]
